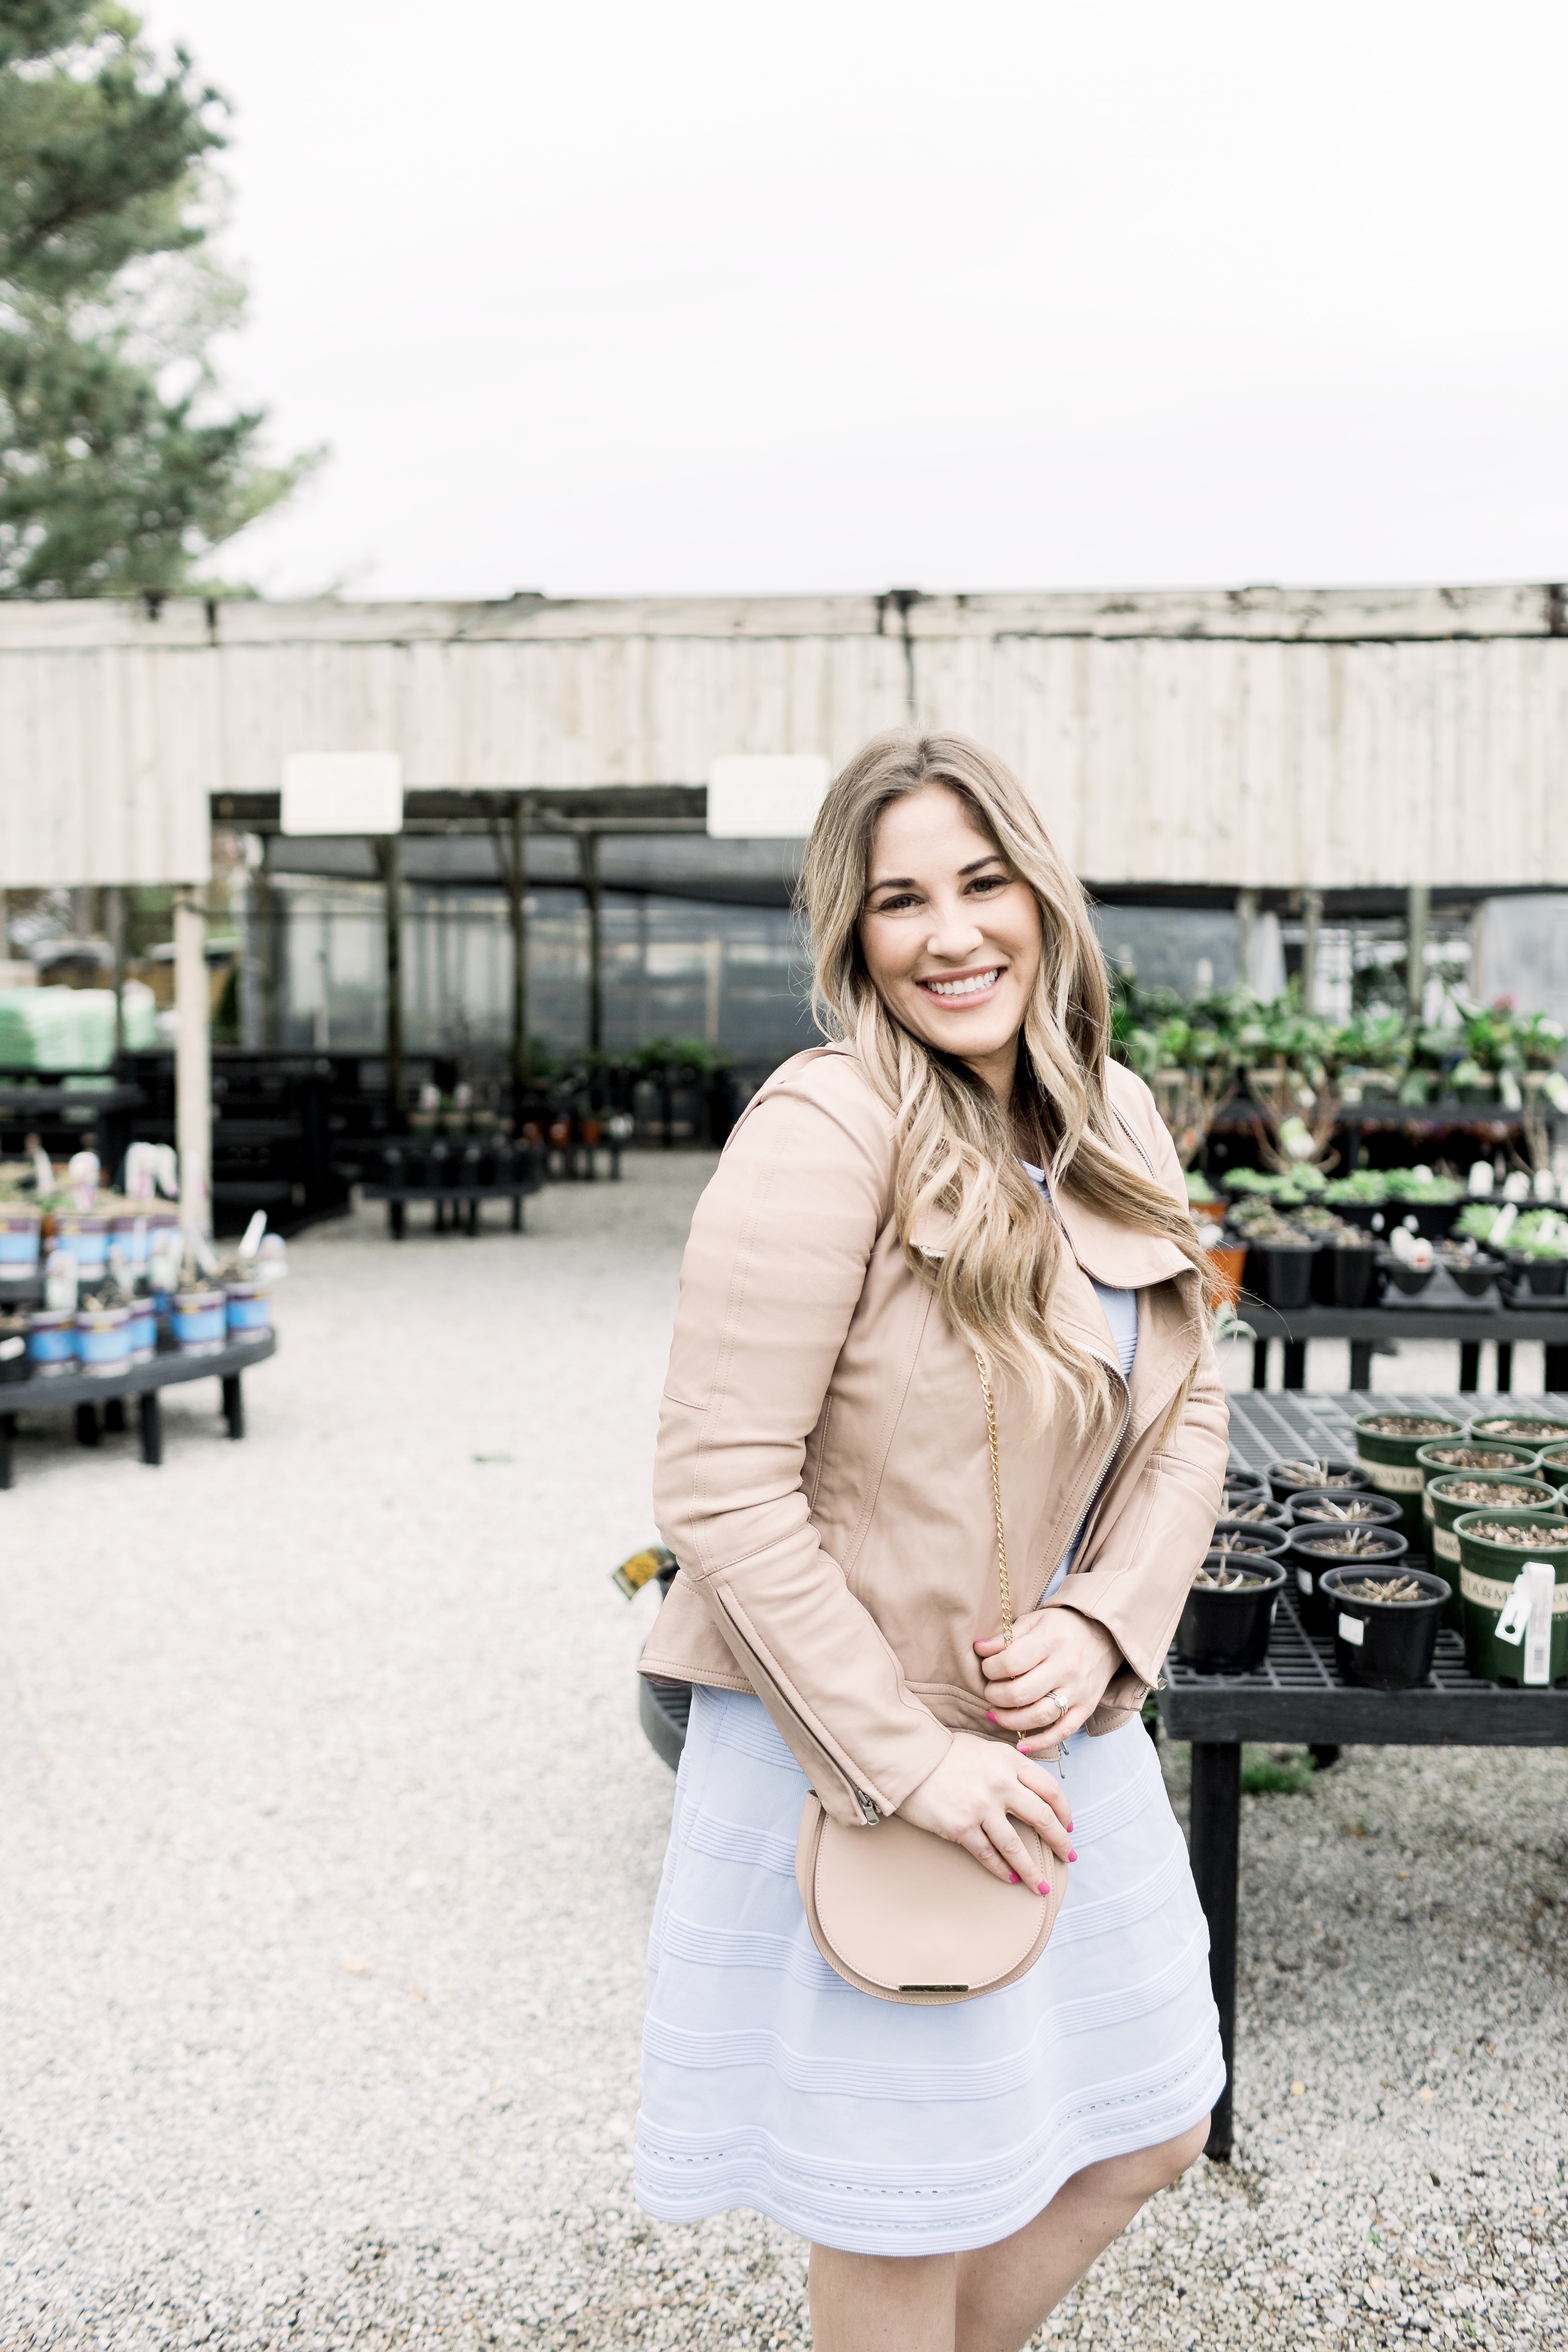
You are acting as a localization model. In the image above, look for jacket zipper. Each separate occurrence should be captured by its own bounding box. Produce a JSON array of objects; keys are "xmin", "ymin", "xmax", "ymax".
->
[{"xmin": 713, "ymin": 1589, "xmax": 884, "ymax": 1825}]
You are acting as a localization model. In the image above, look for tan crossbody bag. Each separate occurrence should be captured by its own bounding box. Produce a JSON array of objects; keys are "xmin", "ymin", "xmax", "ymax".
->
[{"xmin": 794, "ymin": 1352, "xmax": 1068, "ymax": 2006}]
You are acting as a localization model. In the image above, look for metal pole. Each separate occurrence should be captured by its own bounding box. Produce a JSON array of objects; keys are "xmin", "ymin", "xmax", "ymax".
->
[
  {"xmin": 510, "ymin": 796, "xmax": 530, "ymax": 1119},
  {"xmin": 1188, "ymin": 1740, "xmax": 1241, "ymax": 2161},
  {"xmin": 107, "ymin": 885, "xmax": 127, "ymax": 1061},
  {"xmin": 1300, "ymin": 890, "xmax": 1322, "ymax": 1013},
  {"xmin": 374, "ymin": 835, "xmax": 405, "ymax": 1123},
  {"xmin": 1407, "ymin": 884, "xmax": 1430, "ymax": 1023},
  {"xmin": 1236, "ymin": 889, "xmax": 1257, "ymax": 993},
  {"xmin": 174, "ymin": 885, "xmax": 211, "ymax": 1237},
  {"xmin": 580, "ymin": 831, "xmax": 603, "ymax": 1055}
]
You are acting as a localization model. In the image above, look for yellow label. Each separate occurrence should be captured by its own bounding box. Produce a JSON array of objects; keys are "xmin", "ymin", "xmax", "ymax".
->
[
  {"xmin": 1459, "ymin": 1564, "xmax": 1568, "ymax": 1613},
  {"xmin": 613, "ymin": 1543, "xmax": 676, "ymax": 1598},
  {"xmin": 1433, "ymin": 1526, "xmax": 1460, "ymax": 1561}
]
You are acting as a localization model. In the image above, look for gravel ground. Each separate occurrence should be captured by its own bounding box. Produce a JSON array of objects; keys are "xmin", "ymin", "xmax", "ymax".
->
[{"xmin": 0, "ymin": 1154, "xmax": 1563, "ymax": 2351}]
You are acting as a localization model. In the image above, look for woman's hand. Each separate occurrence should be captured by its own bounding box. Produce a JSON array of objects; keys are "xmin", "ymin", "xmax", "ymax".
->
[
  {"xmin": 896, "ymin": 1732, "xmax": 1074, "ymax": 1887},
  {"xmin": 974, "ymin": 1605, "xmax": 1122, "ymax": 1749}
]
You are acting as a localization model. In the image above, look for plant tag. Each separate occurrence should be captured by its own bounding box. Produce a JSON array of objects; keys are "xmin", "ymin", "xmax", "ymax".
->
[
  {"xmin": 1338, "ymin": 1612, "xmax": 1366, "ymax": 1646},
  {"xmin": 1500, "ymin": 1560, "xmax": 1558, "ymax": 1685},
  {"xmin": 1297, "ymin": 1567, "xmax": 1313, "ymax": 1596},
  {"xmin": 613, "ymin": 1543, "xmax": 676, "ymax": 1599}
]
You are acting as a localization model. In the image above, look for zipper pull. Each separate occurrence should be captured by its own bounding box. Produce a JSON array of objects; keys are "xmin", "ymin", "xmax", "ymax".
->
[{"xmin": 853, "ymin": 1786, "xmax": 881, "ymax": 1827}]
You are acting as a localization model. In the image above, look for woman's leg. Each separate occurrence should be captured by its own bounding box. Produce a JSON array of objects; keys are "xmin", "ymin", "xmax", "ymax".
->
[
  {"xmin": 807, "ymin": 2118, "xmax": 1208, "ymax": 2352},
  {"xmin": 954, "ymin": 2118, "xmax": 1211, "ymax": 2352},
  {"xmin": 808, "ymin": 2246, "xmax": 957, "ymax": 2352}
]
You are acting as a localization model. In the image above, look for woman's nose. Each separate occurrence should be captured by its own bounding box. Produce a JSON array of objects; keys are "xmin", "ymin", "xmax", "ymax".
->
[{"xmin": 925, "ymin": 901, "xmax": 987, "ymax": 961}]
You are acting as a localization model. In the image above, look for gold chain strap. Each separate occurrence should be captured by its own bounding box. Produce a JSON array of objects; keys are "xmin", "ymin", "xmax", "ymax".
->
[{"xmin": 973, "ymin": 1350, "xmax": 1014, "ymax": 1650}]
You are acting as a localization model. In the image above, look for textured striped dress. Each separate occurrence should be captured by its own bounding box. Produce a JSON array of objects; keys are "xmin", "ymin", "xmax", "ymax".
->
[{"xmin": 635, "ymin": 1191, "xmax": 1224, "ymax": 2255}]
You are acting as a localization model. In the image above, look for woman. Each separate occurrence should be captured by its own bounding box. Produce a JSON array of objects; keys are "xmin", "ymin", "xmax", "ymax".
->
[{"xmin": 636, "ymin": 731, "xmax": 1228, "ymax": 2352}]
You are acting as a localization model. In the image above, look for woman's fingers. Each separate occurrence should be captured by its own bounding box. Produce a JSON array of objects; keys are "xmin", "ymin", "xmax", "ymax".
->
[{"xmin": 982, "ymin": 1655, "xmax": 1073, "ymax": 1713}]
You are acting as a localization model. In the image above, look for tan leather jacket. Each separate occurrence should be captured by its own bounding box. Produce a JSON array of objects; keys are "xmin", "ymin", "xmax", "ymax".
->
[{"xmin": 641, "ymin": 1045, "xmax": 1228, "ymax": 1830}]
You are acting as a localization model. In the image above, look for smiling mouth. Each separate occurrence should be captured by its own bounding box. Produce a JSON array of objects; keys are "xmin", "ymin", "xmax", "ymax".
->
[{"xmin": 918, "ymin": 967, "xmax": 1003, "ymax": 1002}]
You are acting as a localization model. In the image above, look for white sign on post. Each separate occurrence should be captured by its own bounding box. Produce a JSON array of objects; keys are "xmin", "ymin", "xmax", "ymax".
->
[
  {"xmin": 281, "ymin": 753, "xmax": 404, "ymax": 835},
  {"xmin": 707, "ymin": 754, "xmax": 830, "ymax": 840}
]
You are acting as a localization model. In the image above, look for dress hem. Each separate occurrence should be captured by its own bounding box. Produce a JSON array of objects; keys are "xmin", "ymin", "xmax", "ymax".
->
[{"xmin": 633, "ymin": 2050, "xmax": 1226, "ymax": 2257}]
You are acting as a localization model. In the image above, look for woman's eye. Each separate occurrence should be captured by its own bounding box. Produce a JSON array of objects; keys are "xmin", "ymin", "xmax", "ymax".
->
[
  {"xmin": 872, "ymin": 893, "xmax": 919, "ymax": 913},
  {"xmin": 969, "ymin": 874, "xmax": 1009, "ymax": 894}
]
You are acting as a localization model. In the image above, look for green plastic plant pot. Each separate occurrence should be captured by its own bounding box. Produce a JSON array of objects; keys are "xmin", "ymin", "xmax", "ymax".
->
[
  {"xmin": 1465, "ymin": 1406, "xmax": 1568, "ymax": 1451},
  {"xmin": 1424, "ymin": 1472, "xmax": 1561, "ymax": 1629},
  {"xmin": 1453, "ymin": 1507, "xmax": 1568, "ymax": 1685},
  {"xmin": 1535, "ymin": 1442, "xmax": 1568, "ymax": 1494},
  {"xmin": 1354, "ymin": 1411, "xmax": 1466, "ymax": 1547},
  {"xmin": 1415, "ymin": 1439, "xmax": 1544, "ymax": 1574}
]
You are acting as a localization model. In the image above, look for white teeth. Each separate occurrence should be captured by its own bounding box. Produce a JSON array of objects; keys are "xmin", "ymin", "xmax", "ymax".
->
[{"xmin": 923, "ymin": 969, "xmax": 1002, "ymax": 999}]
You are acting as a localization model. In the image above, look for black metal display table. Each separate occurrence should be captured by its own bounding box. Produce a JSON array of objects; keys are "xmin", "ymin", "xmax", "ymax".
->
[
  {"xmin": 1245, "ymin": 1278, "xmax": 1568, "ymax": 1394},
  {"xmin": 1162, "ymin": 1389, "xmax": 1568, "ymax": 2163},
  {"xmin": 0, "ymin": 1329, "xmax": 278, "ymax": 1486}
]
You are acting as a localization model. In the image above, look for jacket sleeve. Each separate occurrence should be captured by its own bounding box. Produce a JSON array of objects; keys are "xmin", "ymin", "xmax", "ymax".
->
[
  {"xmin": 653, "ymin": 1065, "xmax": 955, "ymax": 1827},
  {"xmin": 1047, "ymin": 1078, "xmax": 1229, "ymax": 1709}
]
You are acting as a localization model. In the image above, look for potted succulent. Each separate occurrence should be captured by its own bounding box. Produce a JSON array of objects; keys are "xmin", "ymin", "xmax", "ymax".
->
[
  {"xmin": 1230, "ymin": 1207, "xmax": 1316, "ymax": 1310},
  {"xmin": 1286, "ymin": 1521, "xmax": 1409, "ymax": 1636},
  {"xmin": 1378, "ymin": 1228, "xmax": 1438, "ymax": 1298},
  {"xmin": 1434, "ymin": 1240, "xmax": 1495, "ymax": 1297},
  {"xmin": 1353, "ymin": 1410, "xmax": 1465, "ymax": 1544},
  {"xmin": 1466, "ymin": 1406, "xmax": 1568, "ymax": 1449},
  {"xmin": 1320, "ymin": 1563, "xmax": 1449, "ymax": 1690},
  {"xmin": 1267, "ymin": 1455, "xmax": 1369, "ymax": 1507},
  {"xmin": 1416, "ymin": 1437, "xmax": 1544, "ymax": 1559},
  {"xmin": 1218, "ymin": 1484, "xmax": 1288, "ymax": 1526},
  {"xmin": 1287, "ymin": 1490, "xmax": 1402, "ymax": 1531},
  {"xmin": 1208, "ymin": 1518, "xmax": 1289, "ymax": 1560},
  {"xmin": 1293, "ymin": 1207, "xmax": 1378, "ymax": 1308},
  {"xmin": 1534, "ymin": 1442, "xmax": 1568, "ymax": 1494},
  {"xmin": 1424, "ymin": 1470, "xmax": 1560, "ymax": 1627},
  {"xmin": 1453, "ymin": 1506, "xmax": 1568, "ymax": 1684},
  {"xmin": 1499, "ymin": 1209, "xmax": 1568, "ymax": 1297},
  {"xmin": 1176, "ymin": 1556, "xmax": 1285, "ymax": 1675}
]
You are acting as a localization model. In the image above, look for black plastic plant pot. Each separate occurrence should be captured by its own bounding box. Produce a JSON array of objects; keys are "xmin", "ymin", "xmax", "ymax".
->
[
  {"xmin": 1253, "ymin": 1244, "xmax": 1315, "ymax": 1310},
  {"xmin": 1287, "ymin": 1525, "xmax": 1409, "ymax": 1637},
  {"xmin": 1266, "ymin": 1456, "xmax": 1370, "ymax": 1507},
  {"xmin": 1439, "ymin": 1252, "xmax": 1496, "ymax": 1299},
  {"xmin": 1311, "ymin": 1242, "xmax": 1378, "ymax": 1309},
  {"xmin": 1218, "ymin": 1491, "xmax": 1289, "ymax": 1528},
  {"xmin": 1512, "ymin": 1254, "xmax": 1568, "ymax": 1297},
  {"xmin": 1379, "ymin": 1255, "xmax": 1437, "ymax": 1298},
  {"xmin": 1175, "ymin": 1558, "xmax": 1285, "ymax": 1675},
  {"xmin": 1286, "ymin": 1488, "xmax": 1402, "ymax": 1530},
  {"xmin": 1320, "ymin": 1563, "xmax": 1449, "ymax": 1690},
  {"xmin": 1208, "ymin": 1518, "xmax": 1290, "ymax": 1560}
]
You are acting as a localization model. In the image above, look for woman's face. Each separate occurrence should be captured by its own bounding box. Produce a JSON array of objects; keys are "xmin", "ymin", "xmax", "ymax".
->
[{"xmin": 858, "ymin": 784, "xmax": 1043, "ymax": 1099}]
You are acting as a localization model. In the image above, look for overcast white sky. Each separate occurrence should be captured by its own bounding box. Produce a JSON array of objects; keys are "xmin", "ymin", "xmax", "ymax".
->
[{"xmin": 139, "ymin": 0, "xmax": 1568, "ymax": 603}]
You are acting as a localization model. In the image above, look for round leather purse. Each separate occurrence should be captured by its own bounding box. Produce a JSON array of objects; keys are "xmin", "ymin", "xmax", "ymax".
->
[{"xmin": 793, "ymin": 1351, "xmax": 1068, "ymax": 2004}]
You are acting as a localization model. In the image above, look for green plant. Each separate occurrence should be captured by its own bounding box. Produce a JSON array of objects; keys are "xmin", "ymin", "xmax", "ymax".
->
[{"xmin": 1241, "ymin": 1746, "xmax": 1318, "ymax": 1796}]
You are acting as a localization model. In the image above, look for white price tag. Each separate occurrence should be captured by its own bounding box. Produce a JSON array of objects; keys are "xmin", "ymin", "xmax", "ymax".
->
[
  {"xmin": 1338, "ymin": 1612, "xmax": 1366, "ymax": 1646},
  {"xmin": 1297, "ymin": 1568, "xmax": 1313, "ymax": 1596}
]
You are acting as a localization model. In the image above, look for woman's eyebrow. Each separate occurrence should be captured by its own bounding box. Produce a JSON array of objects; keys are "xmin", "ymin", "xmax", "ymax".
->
[{"xmin": 865, "ymin": 853, "xmax": 1005, "ymax": 895}]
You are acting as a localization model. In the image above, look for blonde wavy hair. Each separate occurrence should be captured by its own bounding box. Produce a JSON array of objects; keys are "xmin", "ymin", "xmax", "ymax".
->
[{"xmin": 800, "ymin": 729, "xmax": 1211, "ymax": 1434}]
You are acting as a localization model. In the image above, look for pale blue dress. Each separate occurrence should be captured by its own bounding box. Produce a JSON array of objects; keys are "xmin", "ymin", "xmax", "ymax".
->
[{"xmin": 635, "ymin": 1175, "xmax": 1223, "ymax": 2255}]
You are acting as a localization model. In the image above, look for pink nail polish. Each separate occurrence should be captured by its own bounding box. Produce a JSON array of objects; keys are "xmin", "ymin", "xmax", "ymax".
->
[
  {"xmin": 986, "ymin": 1710, "xmax": 997, "ymax": 1723},
  {"xmin": 1037, "ymin": 1880, "xmax": 1049, "ymax": 1896},
  {"xmin": 1068, "ymin": 1848, "xmax": 1079, "ymax": 1862},
  {"xmin": 1009, "ymin": 1871, "xmax": 1020, "ymax": 1883}
]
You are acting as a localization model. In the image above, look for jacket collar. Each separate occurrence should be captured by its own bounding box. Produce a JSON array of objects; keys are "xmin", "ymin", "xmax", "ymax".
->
[{"xmin": 910, "ymin": 1174, "xmax": 1194, "ymax": 1296}]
